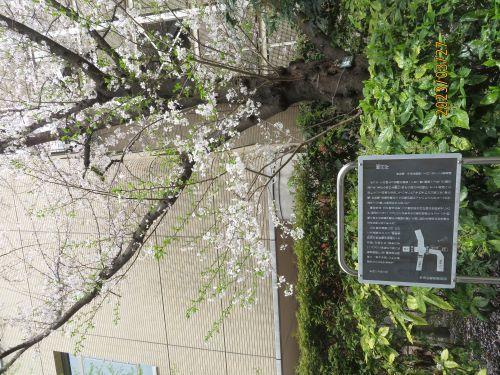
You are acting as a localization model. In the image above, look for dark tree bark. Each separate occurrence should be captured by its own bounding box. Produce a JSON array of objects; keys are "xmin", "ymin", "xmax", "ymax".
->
[{"xmin": 3, "ymin": 58, "xmax": 368, "ymax": 152}]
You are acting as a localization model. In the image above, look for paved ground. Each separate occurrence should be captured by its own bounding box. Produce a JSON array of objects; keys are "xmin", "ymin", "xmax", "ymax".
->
[{"xmin": 275, "ymin": 227, "xmax": 300, "ymax": 375}]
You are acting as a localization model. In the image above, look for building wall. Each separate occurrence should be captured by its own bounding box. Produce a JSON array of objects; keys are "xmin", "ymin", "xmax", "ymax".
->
[
  {"xmin": 0, "ymin": 2, "xmax": 301, "ymax": 371},
  {"xmin": 0, "ymin": 106, "xmax": 303, "ymax": 374},
  {"xmin": 0, "ymin": 176, "xmax": 276, "ymax": 374}
]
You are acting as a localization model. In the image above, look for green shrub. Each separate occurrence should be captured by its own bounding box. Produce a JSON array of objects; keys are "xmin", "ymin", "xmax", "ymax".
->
[{"xmin": 294, "ymin": 0, "xmax": 497, "ymax": 373}]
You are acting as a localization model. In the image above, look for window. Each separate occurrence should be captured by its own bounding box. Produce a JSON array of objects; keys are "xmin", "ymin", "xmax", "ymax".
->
[{"xmin": 54, "ymin": 352, "xmax": 157, "ymax": 375}]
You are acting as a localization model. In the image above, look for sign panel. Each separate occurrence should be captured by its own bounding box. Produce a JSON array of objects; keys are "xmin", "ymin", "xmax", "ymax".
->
[{"xmin": 358, "ymin": 154, "xmax": 461, "ymax": 288}]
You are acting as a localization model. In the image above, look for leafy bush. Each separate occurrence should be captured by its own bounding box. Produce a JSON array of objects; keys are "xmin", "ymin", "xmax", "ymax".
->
[
  {"xmin": 356, "ymin": 0, "xmax": 499, "ymax": 324},
  {"xmin": 294, "ymin": 103, "xmax": 367, "ymax": 374},
  {"xmin": 294, "ymin": 0, "xmax": 497, "ymax": 373}
]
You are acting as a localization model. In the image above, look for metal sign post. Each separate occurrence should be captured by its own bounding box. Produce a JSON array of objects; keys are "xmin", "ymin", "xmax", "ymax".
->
[{"xmin": 336, "ymin": 154, "xmax": 500, "ymax": 287}]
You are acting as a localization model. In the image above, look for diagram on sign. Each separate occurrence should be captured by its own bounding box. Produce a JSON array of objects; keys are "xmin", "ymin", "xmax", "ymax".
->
[{"xmin": 402, "ymin": 229, "xmax": 445, "ymax": 272}]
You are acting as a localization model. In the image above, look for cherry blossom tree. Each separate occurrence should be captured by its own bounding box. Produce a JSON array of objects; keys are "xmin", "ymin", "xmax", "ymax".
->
[{"xmin": 0, "ymin": 0, "xmax": 367, "ymax": 371}]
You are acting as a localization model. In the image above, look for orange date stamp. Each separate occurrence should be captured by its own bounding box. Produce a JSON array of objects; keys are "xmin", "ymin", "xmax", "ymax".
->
[{"xmin": 435, "ymin": 41, "xmax": 448, "ymax": 117}]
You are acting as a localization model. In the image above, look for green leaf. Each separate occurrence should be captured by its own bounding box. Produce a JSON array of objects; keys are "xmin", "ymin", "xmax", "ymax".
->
[
  {"xmin": 476, "ymin": 369, "xmax": 487, "ymax": 375},
  {"xmin": 485, "ymin": 168, "xmax": 500, "ymax": 189},
  {"xmin": 422, "ymin": 113, "xmax": 437, "ymax": 131},
  {"xmin": 463, "ymin": 164, "xmax": 479, "ymax": 173},
  {"xmin": 399, "ymin": 101, "xmax": 413, "ymax": 125},
  {"xmin": 472, "ymin": 296, "xmax": 490, "ymax": 308},
  {"xmin": 414, "ymin": 64, "xmax": 428, "ymax": 79},
  {"xmin": 480, "ymin": 214, "xmax": 498, "ymax": 232},
  {"xmin": 417, "ymin": 296, "xmax": 427, "ymax": 314},
  {"xmin": 483, "ymin": 59, "xmax": 500, "ymax": 68},
  {"xmin": 378, "ymin": 326, "xmax": 390, "ymax": 337},
  {"xmin": 460, "ymin": 186, "xmax": 468, "ymax": 202},
  {"xmin": 441, "ymin": 349, "xmax": 449, "ymax": 361},
  {"xmin": 484, "ymin": 147, "xmax": 500, "ymax": 157},
  {"xmin": 371, "ymin": 1, "xmax": 382, "ymax": 12},
  {"xmin": 400, "ymin": 109, "xmax": 412, "ymax": 125},
  {"xmin": 438, "ymin": 139, "xmax": 449, "ymax": 152},
  {"xmin": 407, "ymin": 295, "xmax": 419, "ymax": 310},
  {"xmin": 368, "ymin": 336, "xmax": 375, "ymax": 349},
  {"xmin": 460, "ymin": 10, "xmax": 488, "ymax": 21},
  {"xmin": 415, "ymin": 95, "xmax": 427, "ymax": 109},
  {"xmin": 427, "ymin": 1, "xmax": 432, "ymax": 12},
  {"xmin": 394, "ymin": 52, "xmax": 405, "ymax": 69},
  {"xmin": 423, "ymin": 294, "xmax": 454, "ymax": 311},
  {"xmin": 451, "ymin": 135, "xmax": 472, "ymax": 151},
  {"xmin": 376, "ymin": 126, "xmax": 394, "ymax": 147},
  {"xmin": 444, "ymin": 360, "xmax": 459, "ymax": 369},
  {"xmin": 402, "ymin": 311, "xmax": 427, "ymax": 325},
  {"xmin": 469, "ymin": 40, "xmax": 486, "ymax": 59},
  {"xmin": 466, "ymin": 74, "xmax": 488, "ymax": 85},
  {"xmin": 480, "ymin": 87, "xmax": 499, "ymax": 106},
  {"xmin": 459, "ymin": 78, "xmax": 466, "ymax": 97},
  {"xmin": 451, "ymin": 109, "xmax": 469, "ymax": 129},
  {"xmin": 488, "ymin": 239, "xmax": 500, "ymax": 252},
  {"xmin": 377, "ymin": 336, "xmax": 389, "ymax": 345},
  {"xmin": 457, "ymin": 67, "xmax": 471, "ymax": 77},
  {"xmin": 388, "ymin": 350, "xmax": 397, "ymax": 364}
]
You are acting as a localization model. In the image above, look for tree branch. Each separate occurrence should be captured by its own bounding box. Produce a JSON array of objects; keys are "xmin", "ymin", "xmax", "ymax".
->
[
  {"xmin": 2, "ymin": 59, "xmax": 368, "ymax": 153},
  {"xmin": 0, "ymin": 97, "xmax": 102, "ymax": 153},
  {"xmin": 0, "ymin": 154, "xmax": 194, "ymax": 370},
  {"xmin": 0, "ymin": 13, "xmax": 111, "ymax": 95},
  {"xmin": 82, "ymin": 132, "xmax": 92, "ymax": 176},
  {"xmin": 45, "ymin": 0, "xmax": 129, "ymax": 78},
  {"xmin": 263, "ymin": 109, "xmax": 362, "ymax": 187},
  {"xmin": 295, "ymin": 11, "xmax": 348, "ymax": 62}
]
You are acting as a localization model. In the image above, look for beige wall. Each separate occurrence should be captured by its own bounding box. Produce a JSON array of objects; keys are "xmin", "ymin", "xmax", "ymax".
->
[
  {"xmin": 0, "ymin": 137, "xmax": 299, "ymax": 375},
  {"xmin": 1, "ymin": 2, "xmax": 302, "ymax": 372}
]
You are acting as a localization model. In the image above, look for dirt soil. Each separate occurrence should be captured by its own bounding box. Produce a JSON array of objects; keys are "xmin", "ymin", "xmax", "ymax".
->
[{"xmin": 450, "ymin": 291, "xmax": 500, "ymax": 374}]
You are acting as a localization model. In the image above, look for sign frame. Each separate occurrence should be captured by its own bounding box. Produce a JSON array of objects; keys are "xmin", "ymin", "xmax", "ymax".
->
[
  {"xmin": 336, "ymin": 154, "xmax": 500, "ymax": 287},
  {"xmin": 357, "ymin": 153, "xmax": 461, "ymax": 288}
]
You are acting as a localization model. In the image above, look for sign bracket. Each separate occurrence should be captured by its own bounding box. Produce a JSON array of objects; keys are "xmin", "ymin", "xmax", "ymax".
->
[{"xmin": 336, "ymin": 156, "xmax": 500, "ymax": 286}]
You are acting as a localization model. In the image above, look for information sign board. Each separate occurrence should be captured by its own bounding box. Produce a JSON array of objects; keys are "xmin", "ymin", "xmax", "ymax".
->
[{"xmin": 358, "ymin": 154, "xmax": 461, "ymax": 288}]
